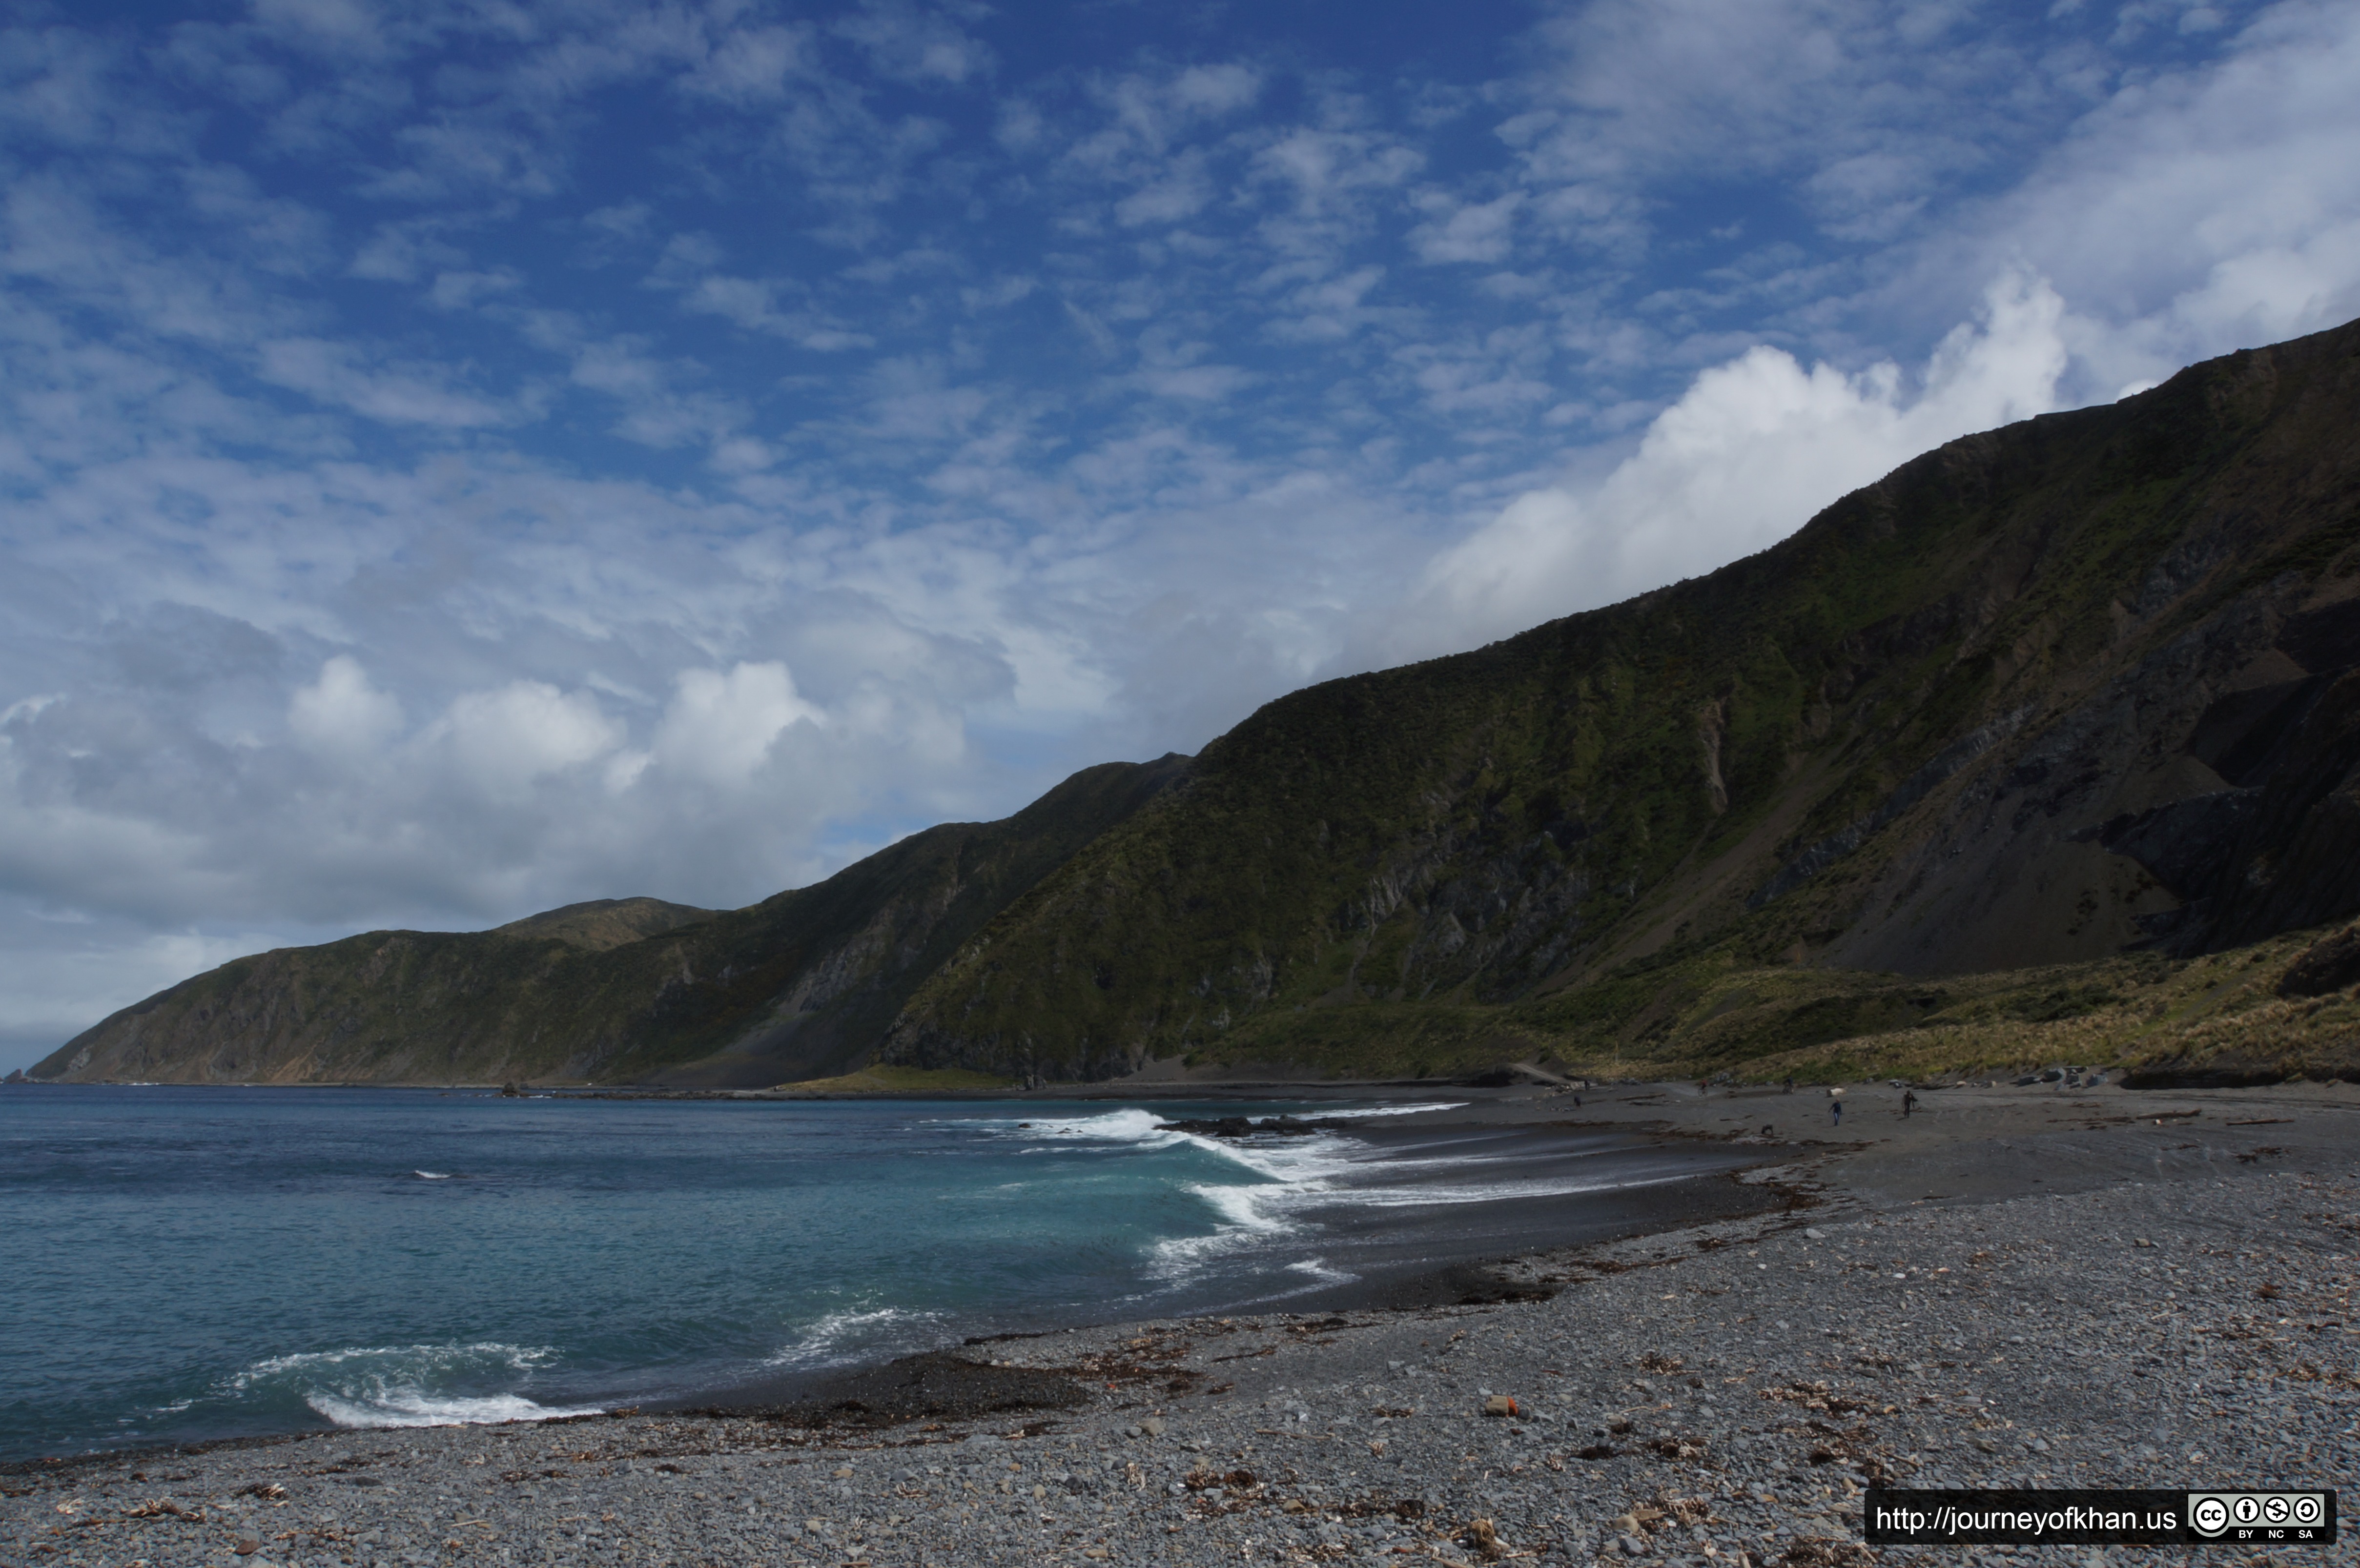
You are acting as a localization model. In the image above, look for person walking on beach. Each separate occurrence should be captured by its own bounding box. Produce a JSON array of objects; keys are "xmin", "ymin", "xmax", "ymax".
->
[
  {"xmin": 1829, "ymin": 1086, "xmax": 1845, "ymax": 1126},
  {"xmin": 1902, "ymin": 1089, "xmax": 1917, "ymax": 1118}
]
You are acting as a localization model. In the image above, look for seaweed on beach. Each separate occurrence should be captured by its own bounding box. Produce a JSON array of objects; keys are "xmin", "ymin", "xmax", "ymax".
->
[{"xmin": 698, "ymin": 1351, "xmax": 1094, "ymax": 1430}]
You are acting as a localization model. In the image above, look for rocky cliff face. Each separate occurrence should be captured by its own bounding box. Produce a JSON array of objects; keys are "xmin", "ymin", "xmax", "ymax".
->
[{"xmin": 35, "ymin": 320, "xmax": 2360, "ymax": 1088}]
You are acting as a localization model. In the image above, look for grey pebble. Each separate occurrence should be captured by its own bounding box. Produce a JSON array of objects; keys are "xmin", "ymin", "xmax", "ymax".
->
[{"xmin": 7, "ymin": 1154, "xmax": 2356, "ymax": 1567}]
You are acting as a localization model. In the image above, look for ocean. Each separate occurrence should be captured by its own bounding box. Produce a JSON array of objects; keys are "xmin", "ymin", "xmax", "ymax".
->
[{"xmin": 0, "ymin": 1085, "xmax": 1766, "ymax": 1461}]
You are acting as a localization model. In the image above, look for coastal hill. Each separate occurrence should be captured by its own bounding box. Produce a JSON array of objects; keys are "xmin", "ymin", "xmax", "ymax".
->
[
  {"xmin": 34, "ymin": 318, "xmax": 2360, "ymax": 1087},
  {"xmin": 35, "ymin": 758, "xmax": 1188, "ymax": 1086},
  {"xmin": 490, "ymin": 898, "xmax": 720, "ymax": 951}
]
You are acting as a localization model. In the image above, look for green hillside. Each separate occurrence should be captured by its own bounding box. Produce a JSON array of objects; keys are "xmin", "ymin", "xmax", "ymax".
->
[
  {"xmin": 34, "ymin": 318, "xmax": 2360, "ymax": 1088},
  {"xmin": 37, "ymin": 756, "xmax": 1187, "ymax": 1085},
  {"xmin": 878, "ymin": 319, "xmax": 2360, "ymax": 1081}
]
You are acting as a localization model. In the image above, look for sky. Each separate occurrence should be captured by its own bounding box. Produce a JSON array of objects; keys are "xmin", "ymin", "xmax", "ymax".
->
[{"xmin": 3, "ymin": 0, "xmax": 2359, "ymax": 1070}]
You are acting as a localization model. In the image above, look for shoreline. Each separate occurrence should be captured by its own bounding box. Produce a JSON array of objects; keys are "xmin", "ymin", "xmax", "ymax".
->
[
  {"xmin": 8, "ymin": 1079, "xmax": 2357, "ymax": 1566},
  {"xmin": 0, "ymin": 1077, "xmax": 1534, "ymax": 1097}
]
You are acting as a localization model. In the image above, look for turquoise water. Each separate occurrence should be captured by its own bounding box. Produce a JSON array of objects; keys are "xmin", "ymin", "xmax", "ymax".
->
[{"xmin": 0, "ymin": 1086, "xmax": 1744, "ymax": 1460}]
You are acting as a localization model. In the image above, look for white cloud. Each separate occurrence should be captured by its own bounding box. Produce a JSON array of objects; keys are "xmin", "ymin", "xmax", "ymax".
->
[
  {"xmin": 1522, "ymin": 0, "xmax": 2011, "ymax": 186},
  {"xmin": 681, "ymin": 22, "xmax": 811, "ymax": 101},
  {"xmin": 255, "ymin": 337, "xmax": 523, "ymax": 427},
  {"xmin": 1115, "ymin": 149, "xmax": 1214, "ymax": 227},
  {"xmin": 1132, "ymin": 364, "xmax": 1254, "ymax": 401},
  {"xmin": 248, "ymin": 0, "xmax": 387, "ymax": 56},
  {"xmin": 652, "ymin": 662, "xmax": 824, "ymax": 787},
  {"xmin": 1395, "ymin": 272, "xmax": 2069, "ymax": 657},
  {"xmin": 831, "ymin": 2, "xmax": 991, "ymax": 85},
  {"xmin": 0, "ymin": 730, "xmax": 243, "ymax": 923},
  {"xmin": 288, "ymin": 655, "xmax": 403, "ymax": 758},
  {"xmin": 1922, "ymin": 0, "xmax": 2360, "ymax": 390},
  {"xmin": 348, "ymin": 222, "xmax": 461, "ymax": 283},
  {"xmin": 428, "ymin": 267, "xmax": 522, "ymax": 310},
  {"xmin": 1069, "ymin": 62, "xmax": 1265, "ymax": 171},
  {"xmin": 424, "ymin": 681, "xmax": 622, "ymax": 801},
  {"xmin": 1169, "ymin": 63, "xmax": 1262, "ymax": 115},
  {"xmin": 1410, "ymin": 191, "xmax": 1523, "ymax": 264},
  {"xmin": 671, "ymin": 272, "xmax": 875, "ymax": 349}
]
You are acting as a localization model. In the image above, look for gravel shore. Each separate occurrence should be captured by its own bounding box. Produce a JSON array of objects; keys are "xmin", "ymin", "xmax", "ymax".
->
[{"xmin": 8, "ymin": 1079, "xmax": 2356, "ymax": 1568}]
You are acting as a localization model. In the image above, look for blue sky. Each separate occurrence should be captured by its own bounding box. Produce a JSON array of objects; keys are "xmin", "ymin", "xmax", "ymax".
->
[{"xmin": 4, "ymin": 0, "xmax": 2359, "ymax": 1068}]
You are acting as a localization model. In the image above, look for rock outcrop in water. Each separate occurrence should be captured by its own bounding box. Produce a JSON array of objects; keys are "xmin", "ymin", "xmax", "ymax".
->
[
  {"xmin": 1154, "ymin": 1117, "xmax": 1342, "ymax": 1139},
  {"xmin": 35, "ymin": 319, "xmax": 2360, "ymax": 1086}
]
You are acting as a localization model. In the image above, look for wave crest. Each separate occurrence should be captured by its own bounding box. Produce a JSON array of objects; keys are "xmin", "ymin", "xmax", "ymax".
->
[{"xmin": 226, "ymin": 1342, "xmax": 601, "ymax": 1430}]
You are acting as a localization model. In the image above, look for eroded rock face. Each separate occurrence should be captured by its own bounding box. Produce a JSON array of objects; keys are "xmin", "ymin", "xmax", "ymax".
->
[
  {"xmin": 2048, "ymin": 630, "xmax": 2360, "ymax": 958},
  {"xmin": 2278, "ymin": 921, "xmax": 2360, "ymax": 998},
  {"xmin": 2204, "ymin": 669, "xmax": 2360, "ymax": 950}
]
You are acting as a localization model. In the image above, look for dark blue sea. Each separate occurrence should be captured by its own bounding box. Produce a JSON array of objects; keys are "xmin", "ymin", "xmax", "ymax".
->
[{"xmin": 0, "ymin": 1086, "xmax": 1765, "ymax": 1461}]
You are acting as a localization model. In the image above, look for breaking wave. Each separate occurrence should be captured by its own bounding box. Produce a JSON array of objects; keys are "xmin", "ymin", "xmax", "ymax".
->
[
  {"xmin": 224, "ymin": 1343, "xmax": 601, "ymax": 1430},
  {"xmin": 761, "ymin": 1307, "xmax": 943, "ymax": 1371}
]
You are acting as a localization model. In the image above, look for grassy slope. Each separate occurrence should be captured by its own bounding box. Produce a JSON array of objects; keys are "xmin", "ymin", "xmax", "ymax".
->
[
  {"xmin": 35, "ymin": 756, "xmax": 1188, "ymax": 1084},
  {"xmin": 882, "ymin": 322, "xmax": 2360, "ymax": 1082},
  {"xmin": 775, "ymin": 1065, "xmax": 1018, "ymax": 1094},
  {"xmin": 1195, "ymin": 916, "xmax": 2360, "ymax": 1087},
  {"xmin": 491, "ymin": 898, "xmax": 719, "ymax": 951}
]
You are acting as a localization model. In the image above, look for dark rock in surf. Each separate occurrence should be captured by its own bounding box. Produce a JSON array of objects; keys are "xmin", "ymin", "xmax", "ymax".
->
[
  {"xmin": 700, "ymin": 1351, "xmax": 1091, "ymax": 1430},
  {"xmin": 1155, "ymin": 1115, "xmax": 1341, "ymax": 1139}
]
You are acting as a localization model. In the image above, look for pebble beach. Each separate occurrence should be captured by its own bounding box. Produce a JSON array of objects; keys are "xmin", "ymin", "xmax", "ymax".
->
[{"xmin": 8, "ymin": 1077, "xmax": 2356, "ymax": 1568}]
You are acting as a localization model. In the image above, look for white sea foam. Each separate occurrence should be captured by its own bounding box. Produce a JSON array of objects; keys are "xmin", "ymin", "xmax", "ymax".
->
[
  {"xmin": 1321, "ymin": 1170, "xmax": 1695, "ymax": 1208},
  {"xmin": 226, "ymin": 1343, "xmax": 603, "ymax": 1430},
  {"xmin": 309, "ymin": 1390, "xmax": 600, "ymax": 1428},
  {"xmin": 1150, "ymin": 1140, "xmax": 1706, "ymax": 1280},
  {"xmin": 412, "ymin": 1170, "xmax": 453, "ymax": 1180},
  {"xmin": 985, "ymin": 1103, "xmax": 1697, "ymax": 1290},
  {"xmin": 978, "ymin": 1106, "xmax": 1319, "ymax": 1180},
  {"xmin": 1148, "ymin": 1132, "xmax": 1369, "ymax": 1279},
  {"xmin": 1312, "ymin": 1102, "xmax": 1469, "ymax": 1119},
  {"xmin": 761, "ymin": 1306, "xmax": 940, "ymax": 1370},
  {"xmin": 987, "ymin": 1107, "xmax": 1184, "ymax": 1146},
  {"xmin": 228, "ymin": 1341, "xmax": 552, "ymax": 1390},
  {"xmin": 1285, "ymin": 1257, "xmax": 1355, "ymax": 1285}
]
